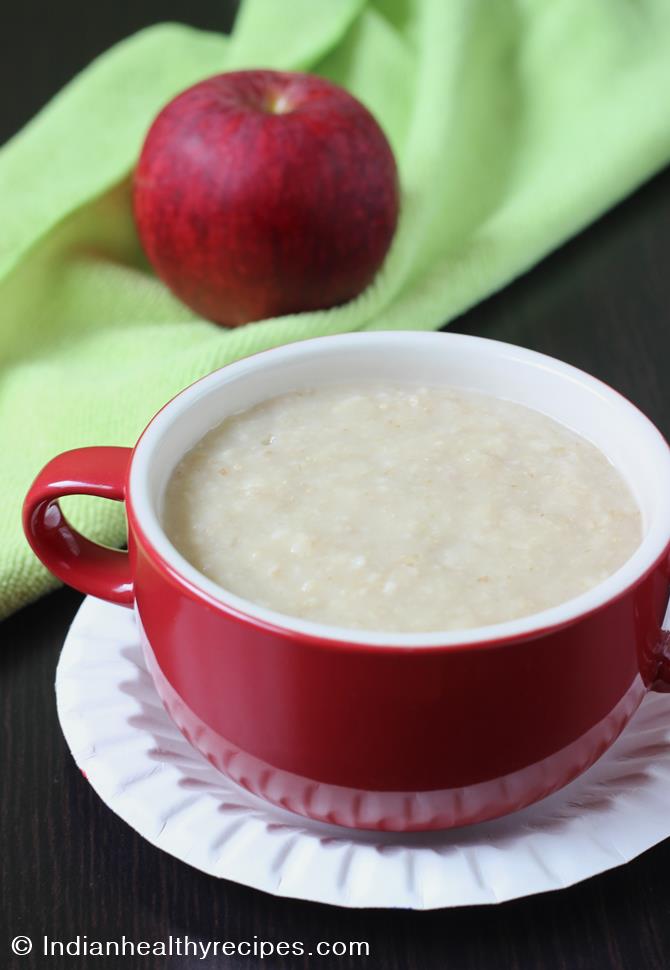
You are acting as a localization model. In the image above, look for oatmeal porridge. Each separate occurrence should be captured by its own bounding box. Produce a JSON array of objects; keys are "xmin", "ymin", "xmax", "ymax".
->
[{"xmin": 163, "ymin": 384, "xmax": 641, "ymax": 632}]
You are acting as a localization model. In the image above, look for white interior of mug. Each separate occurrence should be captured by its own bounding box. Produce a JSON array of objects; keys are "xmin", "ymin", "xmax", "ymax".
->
[{"xmin": 129, "ymin": 332, "xmax": 670, "ymax": 647}]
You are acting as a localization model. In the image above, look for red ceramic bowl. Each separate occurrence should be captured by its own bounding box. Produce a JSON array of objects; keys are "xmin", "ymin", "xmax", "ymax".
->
[{"xmin": 23, "ymin": 333, "xmax": 670, "ymax": 831}]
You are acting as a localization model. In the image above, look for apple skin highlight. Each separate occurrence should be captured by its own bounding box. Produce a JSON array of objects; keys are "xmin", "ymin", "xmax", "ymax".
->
[{"xmin": 133, "ymin": 70, "xmax": 400, "ymax": 327}]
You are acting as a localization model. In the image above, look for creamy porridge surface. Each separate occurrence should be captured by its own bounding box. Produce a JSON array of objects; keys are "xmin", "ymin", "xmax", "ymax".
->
[{"xmin": 163, "ymin": 384, "xmax": 641, "ymax": 632}]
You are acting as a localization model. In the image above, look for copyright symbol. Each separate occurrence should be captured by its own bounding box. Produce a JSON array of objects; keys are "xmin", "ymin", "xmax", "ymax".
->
[{"xmin": 11, "ymin": 936, "xmax": 32, "ymax": 956}]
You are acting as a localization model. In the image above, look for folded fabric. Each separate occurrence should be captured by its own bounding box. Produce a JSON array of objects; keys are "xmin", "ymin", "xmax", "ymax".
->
[{"xmin": 2, "ymin": 0, "xmax": 670, "ymax": 619}]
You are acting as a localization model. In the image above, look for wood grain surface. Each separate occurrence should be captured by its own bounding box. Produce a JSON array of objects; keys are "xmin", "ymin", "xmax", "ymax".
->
[{"xmin": 2, "ymin": 3, "xmax": 670, "ymax": 968}]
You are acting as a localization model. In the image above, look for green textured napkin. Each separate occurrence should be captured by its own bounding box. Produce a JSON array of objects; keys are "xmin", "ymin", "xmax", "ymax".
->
[{"xmin": 3, "ymin": 0, "xmax": 670, "ymax": 618}]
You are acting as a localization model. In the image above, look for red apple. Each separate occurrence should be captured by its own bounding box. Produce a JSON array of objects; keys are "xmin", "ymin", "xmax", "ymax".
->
[{"xmin": 133, "ymin": 70, "xmax": 399, "ymax": 327}]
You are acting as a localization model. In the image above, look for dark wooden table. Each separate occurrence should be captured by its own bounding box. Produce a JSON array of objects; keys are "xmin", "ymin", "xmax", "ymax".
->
[{"xmin": 3, "ymin": 4, "xmax": 670, "ymax": 969}]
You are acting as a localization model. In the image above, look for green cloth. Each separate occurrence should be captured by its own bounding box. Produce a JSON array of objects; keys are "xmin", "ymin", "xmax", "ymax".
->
[{"xmin": 3, "ymin": 0, "xmax": 670, "ymax": 619}]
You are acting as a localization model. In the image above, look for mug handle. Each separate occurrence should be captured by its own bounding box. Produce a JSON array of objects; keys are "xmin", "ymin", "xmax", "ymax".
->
[{"xmin": 23, "ymin": 446, "xmax": 134, "ymax": 606}]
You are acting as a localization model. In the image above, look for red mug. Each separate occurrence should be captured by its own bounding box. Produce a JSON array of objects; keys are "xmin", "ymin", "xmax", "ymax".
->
[{"xmin": 23, "ymin": 332, "xmax": 670, "ymax": 831}]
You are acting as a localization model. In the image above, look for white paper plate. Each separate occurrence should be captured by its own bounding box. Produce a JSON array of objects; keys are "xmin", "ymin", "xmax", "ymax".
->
[{"xmin": 56, "ymin": 596, "xmax": 670, "ymax": 909}]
